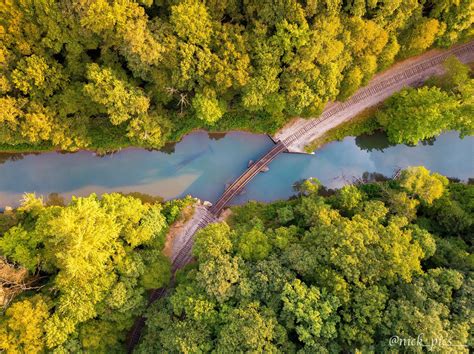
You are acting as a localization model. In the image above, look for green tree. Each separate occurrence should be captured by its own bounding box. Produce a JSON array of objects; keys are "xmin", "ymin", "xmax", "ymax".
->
[
  {"xmin": 216, "ymin": 303, "xmax": 284, "ymax": 352},
  {"xmin": 386, "ymin": 191, "xmax": 420, "ymax": 221},
  {"xmin": 193, "ymin": 223, "xmax": 233, "ymax": 260},
  {"xmin": 399, "ymin": 18, "xmax": 440, "ymax": 58},
  {"xmin": 338, "ymin": 285, "xmax": 388, "ymax": 349},
  {"xmin": 0, "ymin": 225, "xmax": 42, "ymax": 271},
  {"xmin": 277, "ymin": 206, "xmax": 295, "ymax": 224},
  {"xmin": 376, "ymin": 86, "xmax": 460, "ymax": 144},
  {"xmin": 0, "ymin": 295, "xmax": 50, "ymax": 354},
  {"xmin": 377, "ymin": 36, "xmax": 400, "ymax": 70},
  {"xmin": 333, "ymin": 185, "xmax": 364, "ymax": 213},
  {"xmin": 431, "ymin": 56, "xmax": 471, "ymax": 91},
  {"xmin": 339, "ymin": 66, "xmax": 363, "ymax": 100},
  {"xmin": 398, "ymin": 166, "xmax": 448, "ymax": 205},
  {"xmin": 380, "ymin": 269, "xmax": 470, "ymax": 350},
  {"xmin": 170, "ymin": 0, "xmax": 213, "ymax": 46},
  {"xmin": 425, "ymin": 194, "xmax": 472, "ymax": 237},
  {"xmin": 281, "ymin": 279, "xmax": 340, "ymax": 350},
  {"xmin": 193, "ymin": 223, "xmax": 240, "ymax": 302},
  {"xmin": 140, "ymin": 251, "xmax": 171, "ymax": 289},
  {"xmin": 11, "ymin": 55, "xmax": 64, "ymax": 98},
  {"xmin": 0, "ymin": 97, "xmax": 23, "ymax": 145},
  {"xmin": 192, "ymin": 90, "xmax": 225, "ymax": 124},
  {"xmin": 236, "ymin": 228, "xmax": 272, "ymax": 261},
  {"xmin": 41, "ymin": 196, "xmax": 120, "ymax": 347},
  {"xmin": 127, "ymin": 112, "xmax": 170, "ymax": 148},
  {"xmin": 84, "ymin": 64, "xmax": 150, "ymax": 125},
  {"xmin": 294, "ymin": 177, "xmax": 321, "ymax": 196}
]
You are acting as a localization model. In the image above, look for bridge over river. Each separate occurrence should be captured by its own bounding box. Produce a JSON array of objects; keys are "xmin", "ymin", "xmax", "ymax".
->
[
  {"xmin": 210, "ymin": 40, "xmax": 474, "ymax": 216},
  {"xmin": 127, "ymin": 40, "xmax": 474, "ymax": 351}
]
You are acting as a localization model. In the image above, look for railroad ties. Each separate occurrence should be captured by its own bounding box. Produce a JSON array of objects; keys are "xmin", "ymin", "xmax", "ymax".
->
[
  {"xmin": 127, "ymin": 41, "xmax": 474, "ymax": 352},
  {"xmin": 282, "ymin": 40, "xmax": 474, "ymax": 148},
  {"xmin": 171, "ymin": 208, "xmax": 217, "ymax": 272},
  {"xmin": 208, "ymin": 42, "xmax": 474, "ymax": 219},
  {"xmin": 126, "ymin": 206, "xmax": 217, "ymax": 352},
  {"xmin": 209, "ymin": 140, "xmax": 288, "ymax": 215}
]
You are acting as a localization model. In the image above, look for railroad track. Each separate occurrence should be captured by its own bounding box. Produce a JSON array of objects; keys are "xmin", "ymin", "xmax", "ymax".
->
[
  {"xmin": 282, "ymin": 40, "xmax": 474, "ymax": 147},
  {"xmin": 210, "ymin": 42, "xmax": 474, "ymax": 215},
  {"xmin": 127, "ymin": 208, "xmax": 216, "ymax": 352},
  {"xmin": 127, "ymin": 40, "xmax": 473, "ymax": 352},
  {"xmin": 171, "ymin": 209, "xmax": 217, "ymax": 271},
  {"xmin": 209, "ymin": 141, "xmax": 288, "ymax": 215}
]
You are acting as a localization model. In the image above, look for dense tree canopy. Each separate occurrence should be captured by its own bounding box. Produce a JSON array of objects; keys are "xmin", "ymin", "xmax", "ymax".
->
[
  {"xmin": 136, "ymin": 167, "xmax": 473, "ymax": 352},
  {"xmin": 1, "ymin": 0, "xmax": 472, "ymax": 151},
  {"xmin": 1, "ymin": 1, "xmax": 473, "ymax": 351},
  {"xmin": 1, "ymin": 168, "xmax": 472, "ymax": 352},
  {"xmin": 375, "ymin": 57, "xmax": 473, "ymax": 144},
  {"xmin": 0, "ymin": 193, "xmax": 192, "ymax": 352}
]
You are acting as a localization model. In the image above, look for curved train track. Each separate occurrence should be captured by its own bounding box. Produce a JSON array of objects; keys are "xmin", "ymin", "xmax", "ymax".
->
[
  {"xmin": 126, "ymin": 40, "xmax": 474, "ymax": 352},
  {"xmin": 281, "ymin": 40, "xmax": 474, "ymax": 147},
  {"xmin": 211, "ymin": 40, "xmax": 474, "ymax": 214}
]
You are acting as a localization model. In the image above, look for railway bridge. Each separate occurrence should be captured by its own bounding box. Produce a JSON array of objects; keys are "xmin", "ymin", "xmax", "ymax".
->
[
  {"xmin": 210, "ymin": 40, "xmax": 474, "ymax": 215},
  {"xmin": 209, "ymin": 140, "xmax": 288, "ymax": 215},
  {"xmin": 127, "ymin": 40, "xmax": 474, "ymax": 351}
]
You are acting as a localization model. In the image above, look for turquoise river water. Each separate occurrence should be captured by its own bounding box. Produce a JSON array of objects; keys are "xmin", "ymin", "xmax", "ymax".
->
[{"xmin": 0, "ymin": 131, "xmax": 472, "ymax": 208}]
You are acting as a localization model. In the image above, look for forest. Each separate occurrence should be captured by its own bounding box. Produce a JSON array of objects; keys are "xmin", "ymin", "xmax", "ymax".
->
[
  {"xmin": 2, "ymin": 167, "xmax": 471, "ymax": 352},
  {"xmin": 1, "ymin": 0, "xmax": 473, "ymax": 352},
  {"xmin": 0, "ymin": 193, "xmax": 193, "ymax": 352},
  {"xmin": 1, "ymin": 0, "xmax": 473, "ymax": 151},
  {"xmin": 134, "ymin": 167, "xmax": 473, "ymax": 352}
]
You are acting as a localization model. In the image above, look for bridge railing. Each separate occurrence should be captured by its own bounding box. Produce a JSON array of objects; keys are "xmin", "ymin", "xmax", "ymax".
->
[{"xmin": 209, "ymin": 141, "xmax": 287, "ymax": 215}]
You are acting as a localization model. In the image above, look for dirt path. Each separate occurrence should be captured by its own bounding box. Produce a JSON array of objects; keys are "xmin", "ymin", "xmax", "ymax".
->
[
  {"xmin": 127, "ymin": 41, "xmax": 473, "ymax": 351},
  {"xmin": 274, "ymin": 40, "xmax": 474, "ymax": 152},
  {"xmin": 169, "ymin": 203, "xmax": 216, "ymax": 270}
]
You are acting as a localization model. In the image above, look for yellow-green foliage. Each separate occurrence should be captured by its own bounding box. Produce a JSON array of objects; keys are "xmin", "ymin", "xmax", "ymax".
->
[
  {"xmin": 137, "ymin": 168, "xmax": 473, "ymax": 352},
  {"xmin": 0, "ymin": 193, "xmax": 176, "ymax": 352},
  {"xmin": 1, "ymin": 0, "xmax": 472, "ymax": 152}
]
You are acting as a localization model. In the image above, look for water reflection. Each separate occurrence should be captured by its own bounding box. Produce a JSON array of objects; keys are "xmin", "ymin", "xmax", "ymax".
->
[
  {"xmin": 354, "ymin": 132, "xmax": 441, "ymax": 152},
  {"xmin": 0, "ymin": 131, "xmax": 472, "ymax": 209},
  {"xmin": 0, "ymin": 153, "xmax": 27, "ymax": 165},
  {"xmin": 0, "ymin": 132, "xmax": 274, "ymax": 208},
  {"xmin": 355, "ymin": 132, "xmax": 396, "ymax": 152},
  {"xmin": 231, "ymin": 131, "xmax": 474, "ymax": 204}
]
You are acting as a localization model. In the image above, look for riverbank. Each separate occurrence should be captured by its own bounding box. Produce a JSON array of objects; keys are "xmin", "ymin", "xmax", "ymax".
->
[
  {"xmin": 0, "ymin": 125, "xmax": 275, "ymax": 155},
  {"xmin": 274, "ymin": 41, "xmax": 474, "ymax": 152},
  {"xmin": 303, "ymin": 105, "xmax": 382, "ymax": 152},
  {"xmin": 1, "ymin": 130, "xmax": 472, "ymax": 210},
  {"xmin": 2, "ymin": 41, "xmax": 472, "ymax": 155}
]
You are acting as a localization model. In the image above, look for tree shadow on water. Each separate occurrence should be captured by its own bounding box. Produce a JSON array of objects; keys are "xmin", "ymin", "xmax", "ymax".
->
[
  {"xmin": 208, "ymin": 132, "xmax": 227, "ymax": 141},
  {"xmin": 419, "ymin": 136, "xmax": 437, "ymax": 146},
  {"xmin": 355, "ymin": 132, "xmax": 438, "ymax": 152},
  {"xmin": 0, "ymin": 153, "xmax": 27, "ymax": 165},
  {"xmin": 355, "ymin": 132, "xmax": 395, "ymax": 152}
]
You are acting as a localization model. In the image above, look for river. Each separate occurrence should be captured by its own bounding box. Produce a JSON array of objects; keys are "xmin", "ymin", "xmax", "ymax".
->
[{"xmin": 0, "ymin": 131, "xmax": 472, "ymax": 208}]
